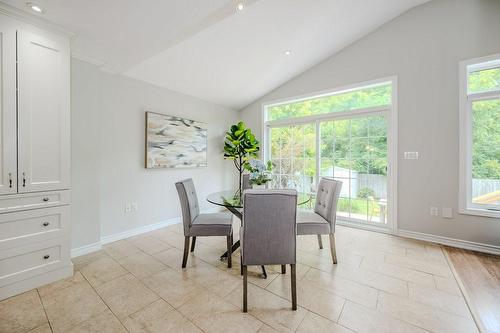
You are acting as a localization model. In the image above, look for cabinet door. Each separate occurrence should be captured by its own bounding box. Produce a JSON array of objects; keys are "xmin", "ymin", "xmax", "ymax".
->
[
  {"xmin": 17, "ymin": 31, "xmax": 70, "ymax": 193},
  {"xmin": 0, "ymin": 20, "xmax": 17, "ymax": 195}
]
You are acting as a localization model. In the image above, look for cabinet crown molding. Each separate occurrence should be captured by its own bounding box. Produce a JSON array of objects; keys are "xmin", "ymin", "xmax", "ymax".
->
[{"xmin": 0, "ymin": 2, "xmax": 74, "ymax": 38}]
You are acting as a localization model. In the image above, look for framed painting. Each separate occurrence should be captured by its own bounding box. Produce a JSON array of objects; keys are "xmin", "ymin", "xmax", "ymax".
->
[{"xmin": 145, "ymin": 112, "xmax": 207, "ymax": 168}]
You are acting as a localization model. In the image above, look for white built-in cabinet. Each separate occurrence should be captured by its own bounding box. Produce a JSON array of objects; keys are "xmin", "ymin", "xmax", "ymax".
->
[
  {"xmin": 0, "ymin": 14, "xmax": 72, "ymax": 300},
  {"xmin": 17, "ymin": 30, "xmax": 70, "ymax": 193},
  {"xmin": 0, "ymin": 18, "xmax": 17, "ymax": 196}
]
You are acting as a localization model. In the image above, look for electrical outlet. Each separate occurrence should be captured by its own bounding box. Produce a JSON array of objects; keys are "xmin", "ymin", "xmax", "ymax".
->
[
  {"xmin": 131, "ymin": 202, "xmax": 138, "ymax": 212},
  {"xmin": 430, "ymin": 206, "xmax": 439, "ymax": 216},
  {"xmin": 125, "ymin": 203, "xmax": 132, "ymax": 213},
  {"xmin": 442, "ymin": 207, "xmax": 453, "ymax": 218}
]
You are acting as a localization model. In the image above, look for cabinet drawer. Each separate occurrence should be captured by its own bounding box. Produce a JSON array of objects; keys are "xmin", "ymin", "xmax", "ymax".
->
[
  {"xmin": 0, "ymin": 207, "xmax": 69, "ymax": 250},
  {"xmin": 0, "ymin": 238, "xmax": 69, "ymax": 288},
  {"xmin": 0, "ymin": 190, "xmax": 69, "ymax": 213}
]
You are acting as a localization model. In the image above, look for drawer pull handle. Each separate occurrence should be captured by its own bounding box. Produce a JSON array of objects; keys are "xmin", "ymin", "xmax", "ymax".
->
[
  {"xmin": 42, "ymin": 222, "xmax": 50, "ymax": 227},
  {"xmin": 43, "ymin": 255, "xmax": 50, "ymax": 260},
  {"xmin": 42, "ymin": 197, "xmax": 49, "ymax": 202},
  {"xmin": 22, "ymin": 173, "xmax": 26, "ymax": 187},
  {"xmin": 8, "ymin": 173, "xmax": 12, "ymax": 188}
]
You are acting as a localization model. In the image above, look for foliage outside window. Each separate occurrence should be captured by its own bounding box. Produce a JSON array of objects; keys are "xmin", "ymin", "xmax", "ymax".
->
[
  {"xmin": 267, "ymin": 83, "xmax": 391, "ymax": 121},
  {"xmin": 266, "ymin": 81, "xmax": 392, "ymax": 225}
]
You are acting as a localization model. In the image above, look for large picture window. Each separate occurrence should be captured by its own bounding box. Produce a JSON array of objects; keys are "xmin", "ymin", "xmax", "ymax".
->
[
  {"xmin": 460, "ymin": 55, "xmax": 500, "ymax": 217},
  {"xmin": 264, "ymin": 79, "xmax": 396, "ymax": 229}
]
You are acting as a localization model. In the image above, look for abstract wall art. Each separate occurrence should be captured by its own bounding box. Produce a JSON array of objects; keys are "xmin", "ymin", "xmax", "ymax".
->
[{"xmin": 145, "ymin": 112, "xmax": 207, "ymax": 168}]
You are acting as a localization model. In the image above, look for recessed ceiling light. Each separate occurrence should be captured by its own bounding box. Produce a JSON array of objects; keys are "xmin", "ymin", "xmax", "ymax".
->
[
  {"xmin": 285, "ymin": 50, "xmax": 292, "ymax": 56},
  {"xmin": 236, "ymin": 3, "xmax": 244, "ymax": 11},
  {"xmin": 26, "ymin": 2, "xmax": 44, "ymax": 13}
]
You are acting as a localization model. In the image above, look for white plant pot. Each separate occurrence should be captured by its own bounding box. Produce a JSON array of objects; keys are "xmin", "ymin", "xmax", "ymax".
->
[{"xmin": 252, "ymin": 184, "xmax": 267, "ymax": 190}]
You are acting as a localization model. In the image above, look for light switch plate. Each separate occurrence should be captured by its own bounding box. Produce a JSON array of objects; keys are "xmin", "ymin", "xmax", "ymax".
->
[{"xmin": 404, "ymin": 152, "xmax": 419, "ymax": 160}]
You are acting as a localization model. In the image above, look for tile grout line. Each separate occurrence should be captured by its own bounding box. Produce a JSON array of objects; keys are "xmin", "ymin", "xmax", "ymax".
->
[
  {"xmin": 335, "ymin": 299, "xmax": 355, "ymax": 332},
  {"xmin": 38, "ymin": 272, "xmax": 114, "ymax": 332},
  {"xmin": 76, "ymin": 267, "xmax": 133, "ymax": 332},
  {"xmin": 111, "ymin": 237, "xmax": 220, "ymax": 333},
  {"xmin": 90, "ymin": 248, "xmax": 203, "ymax": 333},
  {"xmin": 133, "ymin": 270, "xmax": 209, "ymax": 333},
  {"xmin": 35, "ymin": 289, "xmax": 54, "ymax": 333},
  {"xmin": 358, "ymin": 257, "xmax": 436, "ymax": 287},
  {"xmin": 262, "ymin": 279, "xmax": 350, "ymax": 327},
  {"xmin": 293, "ymin": 309, "xmax": 309, "ymax": 332},
  {"xmin": 407, "ymin": 278, "xmax": 480, "ymax": 319},
  {"xmin": 365, "ymin": 293, "xmax": 436, "ymax": 333},
  {"xmin": 337, "ymin": 298, "xmax": 347, "ymax": 322},
  {"xmin": 378, "ymin": 286, "xmax": 476, "ymax": 333}
]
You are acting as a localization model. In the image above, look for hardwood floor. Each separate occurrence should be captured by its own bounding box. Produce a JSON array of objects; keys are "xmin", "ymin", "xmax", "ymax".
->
[{"xmin": 444, "ymin": 246, "xmax": 500, "ymax": 333}]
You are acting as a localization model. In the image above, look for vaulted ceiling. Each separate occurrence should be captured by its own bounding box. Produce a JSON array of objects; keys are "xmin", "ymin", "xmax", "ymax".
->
[{"xmin": 2, "ymin": 0, "xmax": 429, "ymax": 109}]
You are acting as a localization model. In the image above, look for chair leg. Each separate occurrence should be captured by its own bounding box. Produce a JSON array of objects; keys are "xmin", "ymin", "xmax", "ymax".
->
[
  {"xmin": 291, "ymin": 264, "xmax": 297, "ymax": 311},
  {"xmin": 317, "ymin": 234, "xmax": 323, "ymax": 249},
  {"xmin": 182, "ymin": 236, "xmax": 190, "ymax": 268},
  {"xmin": 227, "ymin": 234, "xmax": 232, "ymax": 268},
  {"xmin": 190, "ymin": 237, "xmax": 196, "ymax": 252},
  {"xmin": 243, "ymin": 265, "xmax": 248, "ymax": 312},
  {"xmin": 329, "ymin": 233, "xmax": 337, "ymax": 264},
  {"xmin": 281, "ymin": 265, "xmax": 286, "ymax": 274}
]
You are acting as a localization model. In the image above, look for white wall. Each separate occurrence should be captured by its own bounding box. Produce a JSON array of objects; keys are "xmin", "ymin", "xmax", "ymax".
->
[
  {"xmin": 71, "ymin": 59, "xmax": 238, "ymax": 250},
  {"xmin": 240, "ymin": 0, "xmax": 500, "ymax": 248},
  {"xmin": 71, "ymin": 60, "xmax": 102, "ymax": 249}
]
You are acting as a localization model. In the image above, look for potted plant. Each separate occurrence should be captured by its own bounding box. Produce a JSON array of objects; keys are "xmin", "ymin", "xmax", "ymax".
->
[
  {"xmin": 223, "ymin": 122, "xmax": 259, "ymax": 195},
  {"xmin": 245, "ymin": 160, "xmax": 274, "ymax": 189}
]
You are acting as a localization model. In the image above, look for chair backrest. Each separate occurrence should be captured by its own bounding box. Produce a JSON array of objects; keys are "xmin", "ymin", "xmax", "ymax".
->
[
  {"xmin": 175, "ymin": 179, "xmax": 200, "ymax": 236},
  {"xmin": 242, "ymin": 174, "xmax": 252, "ymax": 190},
  {"xmin": 241, "ymin": 189, "xmax": 297, "ymax": 266},
  {"xmin": 314, "ymin": 178, "xmax": 342, "ymax": 231}
]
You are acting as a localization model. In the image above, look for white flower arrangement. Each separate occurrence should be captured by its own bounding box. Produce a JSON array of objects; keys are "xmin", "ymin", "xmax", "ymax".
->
[{"xmin": 244, "ymin": 160, "xmax": 274, "ymax": 185}]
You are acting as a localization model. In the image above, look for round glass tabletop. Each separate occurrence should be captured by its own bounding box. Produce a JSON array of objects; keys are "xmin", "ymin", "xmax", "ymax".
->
[{"xmin": 206, "ymin": 190, "xmax": 312, "ymax": 209}]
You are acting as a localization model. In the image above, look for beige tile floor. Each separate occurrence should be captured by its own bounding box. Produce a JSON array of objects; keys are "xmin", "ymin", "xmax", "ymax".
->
[{"xmin": 0, "ymin": 222, "xmax": 479, "ymax": 333}]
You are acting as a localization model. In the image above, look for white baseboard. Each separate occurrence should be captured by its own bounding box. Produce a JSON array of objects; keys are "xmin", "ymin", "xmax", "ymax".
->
[
  {"xmin": 71, "ymin": 241, "xmax": 102, "ymax": 258},
  {"xmin": 100, "ymin": 217, "xmax": 181, "ymax": 245},
  {"xmin": 337, "ymin": 219, "xmax": 392, "ymax": 235},
  {"xmin": 70, "ymin": 210, "xmax": 223, "ymax": 258},
  {"xmin": 398, "ymin": 229, "xmax": 500, "ymax": 255},
  {"xmin": 70, "ymin": 217, "xmax": 181, "ymax": 258}
]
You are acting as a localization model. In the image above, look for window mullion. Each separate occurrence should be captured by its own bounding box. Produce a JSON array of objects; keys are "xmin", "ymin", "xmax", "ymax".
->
[
  {"xmin": 316, "ymin": 120, "xmax": 320, "ymax": 190},
  {"xmin": 468, "ymin": 90, "xmax": 500, "ymax": 102}
]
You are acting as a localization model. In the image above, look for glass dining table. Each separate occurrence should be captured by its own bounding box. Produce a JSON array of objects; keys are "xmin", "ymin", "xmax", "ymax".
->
[{"xmin": 206, "ymin": 190, "xmax": 311, "ymax": 278}]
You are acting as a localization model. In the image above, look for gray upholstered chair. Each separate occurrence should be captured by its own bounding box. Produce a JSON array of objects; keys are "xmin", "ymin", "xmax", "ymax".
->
[
  {"xmin": 240, "ymin": 189, "xmax": 298, "ymax": 312},
  {"xmin": 297, "ymin": 177, "xmax": 342, "ymax": 264},
  {"xmin": 175, "ymin": 179, "xmax": 233, "ymax": 268}
]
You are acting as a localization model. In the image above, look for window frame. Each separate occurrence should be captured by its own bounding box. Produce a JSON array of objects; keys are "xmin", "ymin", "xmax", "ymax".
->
[
  {"xmin": 459, "ymin": 53, "xmax": 500, "ymax": 218},
  {"xmin": 262, "ymin": 76, "xmax": 398, "ymax": 233}
]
